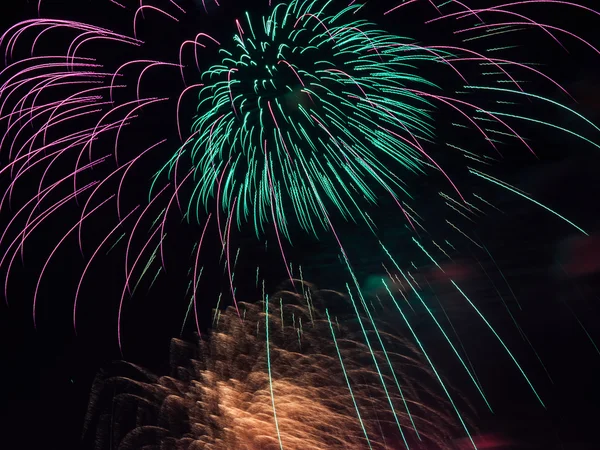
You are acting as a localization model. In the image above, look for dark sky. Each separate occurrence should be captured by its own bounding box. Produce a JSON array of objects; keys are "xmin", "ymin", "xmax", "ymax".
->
[{"xmin": 0, "ymin": 1, "xmax": 599, "ymax": 448}]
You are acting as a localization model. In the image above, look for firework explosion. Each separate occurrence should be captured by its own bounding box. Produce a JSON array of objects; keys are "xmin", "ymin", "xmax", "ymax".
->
[
  {"xmin": 84, "ymin": 282, "xmax": 470, "ymax": 449},
  {"xmin": 180, "ymin": 1, "xmax": 445, "ymax": 239},
  {"xmin": 1, "ymin": 0, "xmax": 596, "ymax": 328},
  {"xmin": 0, "ymin": 1, "xmax": 599, "ymax": 447}
]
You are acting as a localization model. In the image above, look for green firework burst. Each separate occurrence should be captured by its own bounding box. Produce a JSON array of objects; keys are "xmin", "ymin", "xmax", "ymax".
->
[{"xmin": 158, "ymin": 0, "xmax": 452, "ymax": 239}]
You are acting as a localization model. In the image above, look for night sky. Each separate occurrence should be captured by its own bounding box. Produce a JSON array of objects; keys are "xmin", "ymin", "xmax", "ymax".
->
[{"xmin": 1, "ymin": 1, "xmax": 599, "ymax": 448}]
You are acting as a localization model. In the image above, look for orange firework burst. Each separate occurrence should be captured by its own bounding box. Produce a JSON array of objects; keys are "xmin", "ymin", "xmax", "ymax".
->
[{"xmin": 84, "ymin": 281, "xmax": 473, "ymax": 449}]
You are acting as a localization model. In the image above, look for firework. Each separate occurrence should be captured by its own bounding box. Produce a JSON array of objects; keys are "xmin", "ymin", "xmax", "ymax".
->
[
  {"xmin": 1, "ymin": 0, "xmax": 596, "ymax": 330},
  {"xmin": 0, "ymin": 2, "xmax": 598, "ymax": 443},
  {"xmin": 84, "ymin": 282, "xmax": 471, "ymax": 449}
]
